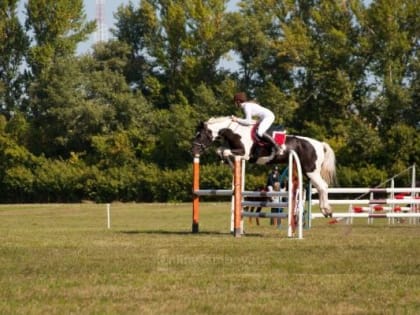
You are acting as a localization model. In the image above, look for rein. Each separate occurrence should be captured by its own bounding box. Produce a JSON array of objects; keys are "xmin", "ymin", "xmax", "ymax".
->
[{"xmin": 226, "ymin": 119, "xmax": 239, "ymax": 132}]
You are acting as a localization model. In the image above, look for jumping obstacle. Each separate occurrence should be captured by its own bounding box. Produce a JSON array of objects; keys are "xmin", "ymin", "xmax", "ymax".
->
[
  {"xmin": 307, "ymin": 164, "xmax": 419, "ymax": 225},
  {"xmin": 192, "ymin": 155, "xmax": 233, "ymax": 233},
  {"xmin": 240, "ymin": 151, "xmax": 303, "ymax": 238},
  {"xmin": 192, "ymin": 151, "xmax": 304, "ymax": 238}
]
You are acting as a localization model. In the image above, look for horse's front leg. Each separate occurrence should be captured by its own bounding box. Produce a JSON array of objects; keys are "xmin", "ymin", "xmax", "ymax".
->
[
  {"xmin": 216, "ymin": 147, "xmax": 235, "ymax": 168},
  {"xmin": 307, "ymin": 173, "xmax": 332, "ymax": 218},
  {"xmin": 318, "ymin": 189, "xmax": 332, "ymax": 218},
  {"xmin": 216, "ymin": 146, "xmax": 233, "ymax": 160}
]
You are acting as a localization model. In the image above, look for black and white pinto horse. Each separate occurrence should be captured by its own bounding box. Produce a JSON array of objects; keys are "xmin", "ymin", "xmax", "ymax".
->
[{"xmin": 191, "ymin": 116, "xmax": 337, "ymax": 217}]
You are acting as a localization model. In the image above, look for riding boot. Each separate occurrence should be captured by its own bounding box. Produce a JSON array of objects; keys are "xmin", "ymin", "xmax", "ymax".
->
[{"xmin": 260, "ymin": 133, "xmax": 280, "ymax": 155}]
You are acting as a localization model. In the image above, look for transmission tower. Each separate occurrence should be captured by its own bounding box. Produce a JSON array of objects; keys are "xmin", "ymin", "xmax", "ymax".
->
[{"xmin": 95, "ymin": 0, "xmax": 107, "ymax": 42}]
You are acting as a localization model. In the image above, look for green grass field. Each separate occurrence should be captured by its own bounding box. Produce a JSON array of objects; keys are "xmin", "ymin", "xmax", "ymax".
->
[{"xmin": 0, "ymin": 203, "xmax": 419, "ymax": 314}]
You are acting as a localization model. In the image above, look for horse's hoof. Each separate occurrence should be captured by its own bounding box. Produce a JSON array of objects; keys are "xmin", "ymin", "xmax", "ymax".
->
[{"xmin": 321, "ymin": 208, "xmax": 333, "ymax": 218}]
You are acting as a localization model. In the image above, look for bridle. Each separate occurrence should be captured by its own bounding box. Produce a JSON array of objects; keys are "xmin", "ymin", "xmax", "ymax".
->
[
  {"xmin": 192, "ymin": 127, "xmax": 213, "ymax": 154},
  {"xmin": 192, "ymin": 141, "xmax": 208, "ymax": 154}
]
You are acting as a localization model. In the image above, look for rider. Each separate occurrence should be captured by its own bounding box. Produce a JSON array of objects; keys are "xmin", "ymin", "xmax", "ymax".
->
[{"xmin": 231, "ymin": 92, "xmax": 280, "ymax": 155}]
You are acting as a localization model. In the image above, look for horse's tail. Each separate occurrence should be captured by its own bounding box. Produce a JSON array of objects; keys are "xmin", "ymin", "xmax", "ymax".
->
[{"xmin": 321, "ymin": 142, "xmax": 337, "ymax": 186}]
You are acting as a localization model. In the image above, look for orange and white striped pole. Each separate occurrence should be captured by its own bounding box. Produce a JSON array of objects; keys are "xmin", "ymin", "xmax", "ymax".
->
[
  {"xmin": 233, "ymin": 156, "xmax": 242, "ymax": 237},
  {"xmin": 192, "ymin": 155, "xmax": 200, "ymax": 233}
]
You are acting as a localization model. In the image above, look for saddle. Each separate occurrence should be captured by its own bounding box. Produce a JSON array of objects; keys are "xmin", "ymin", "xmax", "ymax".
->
[{"xmin": 251, "ymin": 124, "xmax": 286, "ymax": 147}]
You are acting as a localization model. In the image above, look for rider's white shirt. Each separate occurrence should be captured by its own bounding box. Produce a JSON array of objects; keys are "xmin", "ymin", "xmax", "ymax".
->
[{"xmin": 236, "ymin": 101, "xmax": 275, "ymax": 126}]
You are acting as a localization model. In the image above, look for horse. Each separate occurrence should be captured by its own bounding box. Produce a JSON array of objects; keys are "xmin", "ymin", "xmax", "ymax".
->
[{"xmin": 191, "ymin": 116, "xmax": 337, "ymax": 217}]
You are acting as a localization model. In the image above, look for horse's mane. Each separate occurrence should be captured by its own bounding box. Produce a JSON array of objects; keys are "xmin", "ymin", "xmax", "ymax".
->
[{"xmin": 207, "ymin": 116, "xmax": 231, "ymax": 124}]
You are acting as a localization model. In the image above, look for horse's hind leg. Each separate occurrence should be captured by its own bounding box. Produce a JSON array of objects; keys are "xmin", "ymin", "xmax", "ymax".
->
[
  {"xmin": 246, "ymin": 206, "xmax": 253, "ymax": 225},
  {"xmin": 256, "ymin": 207, "xmax": 262, "ymax": 225},
  {"xmin": 307, "ymin": 172, "xmax": 332, "ymax": 217}
]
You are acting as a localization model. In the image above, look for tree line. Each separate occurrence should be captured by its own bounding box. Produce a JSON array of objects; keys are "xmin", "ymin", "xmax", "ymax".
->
[{"xmin": 0, "ymin": 0, "xmax": 418, "ymax": 202}]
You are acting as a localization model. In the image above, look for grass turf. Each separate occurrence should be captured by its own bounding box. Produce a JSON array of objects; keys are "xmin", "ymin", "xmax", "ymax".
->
[{"xmin": 0, "ymin": 203, "xmax": 419, "ymax": 314}]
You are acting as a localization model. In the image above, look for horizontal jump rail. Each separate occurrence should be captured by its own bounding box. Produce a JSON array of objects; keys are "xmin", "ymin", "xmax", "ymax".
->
[
  {"xmin": 242, "ymin": 190, "xmax": 288, "ymax": 198},
  {"xmin": 242, "ymin": 201, "xmax": 288, "ymax": 208},
  {"xmin": 353, "ymin": 206, "xmax": 412, "ymax": 212},
  {"xmin": 311, "ymin": 199, "xmax": 420, "ymax": 205},
  {"xmin": 370, "ymin": 199, "xmax": 420, "ymax": 204},
  {"xmin": 193, "ymin": 189, "xmax": 233, "ymax": 196},
  {"xmin": 242, "ymin": 211, "xmax": 288, "ymax": 219},
  {"xmin": 311, "ymin": 212, "xmax": 420, "ymax": 219},
  {"xmin": 312, "ymin": 187, "xmax": 420, "ymax": 194},
  {"xmin": 312, "ymin": 199, "xmax": 369, "ymax": 205}
]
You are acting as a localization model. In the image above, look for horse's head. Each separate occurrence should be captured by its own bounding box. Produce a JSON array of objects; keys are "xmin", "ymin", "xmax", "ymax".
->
[
  {"xmin": 191, "ymin": 121, "xmax": 214, "ymax": 156},
  {"xmin": 191, "ymin": 117, "xmax": 234, "ymax": 156}
]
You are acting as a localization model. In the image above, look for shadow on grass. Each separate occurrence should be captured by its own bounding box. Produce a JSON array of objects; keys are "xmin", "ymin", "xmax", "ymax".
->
[{"xmin": 117, "ymin": 230, "xmax": 264, "ymax": 237}]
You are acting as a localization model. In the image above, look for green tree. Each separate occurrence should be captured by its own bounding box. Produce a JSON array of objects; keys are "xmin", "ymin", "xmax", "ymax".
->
[
  {"xmin": 27, "ymin": 56, "xmax": 105, "ymax": 157},
  {"xmin": 0, "ymin": 130, "xmax": 39, "ymax": 202},
  {"xmin": 26, "ymin": 51, "xmax": 156, "ymax": 161},
  {"xmin": 153, "ymin": 104, "xmax": 199, "ymax": 168},
  {"xmin": 25, "ymin": 0, "xmax": 95, "ymax": 76},
  {"xmin": 0, "ymin": 0, "xmax": 30, "ymax": 118},
  {"xmin": 88, "ymin": 43, "xmax": 159, "ymax": 164},
  {"xmin": 289, "ymin": 1, "xmax": 367, "ymax": 137},
  {"xmin": 112, "ymin": 1, "xmax": 158, "ymax": 93},
  {"xmin": 25, "ymin": 0, "xmax": 96, "ymax": 145},
  {"xmin": 381, "ymin": 124, "xmax": 419, "ymax": 171},
  {"xmin": 230, "ymin": 0, "xmax": 368, "ymax": 132},
  {"xmin": 230, "ymin": 0, "xmax": 294, "ymax": 89},
  {"xmin": 360, "ymin": 0, "xmax": 419, "ymax": 132},
  {"xmin": 113, "ymin": 0, "xmax": 233, "ymax": 109}
]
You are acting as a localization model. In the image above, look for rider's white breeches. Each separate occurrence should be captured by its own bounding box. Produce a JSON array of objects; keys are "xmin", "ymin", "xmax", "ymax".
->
[{"xmin": 257, "ymin": 113, "xmax": 275, "ymax": 137}]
